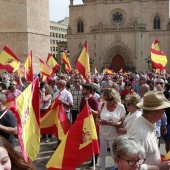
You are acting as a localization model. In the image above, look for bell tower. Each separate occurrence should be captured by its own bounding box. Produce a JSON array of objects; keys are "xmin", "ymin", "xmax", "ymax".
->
[
  {"xmin": 70, "ymin": 0, "xmax": 73, "ymax": 5},
  {"xmin": 0, "ymin": 0, "xmax": 50, "ymax": 73}
]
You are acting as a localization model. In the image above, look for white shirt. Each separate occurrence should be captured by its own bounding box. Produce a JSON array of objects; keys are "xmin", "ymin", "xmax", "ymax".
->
[
  {"xmin": 127, "ymin": 116, "xmax": 161, "ymax": 165},
  {"xmin": 53, "ymin": 88, "xmax": 73, "ymax": 112},
  {"xmin": 99, "ymin": 102, "xmax": 126, "ymax": 140},
  {"xmin": 123, "ymin": 110, "xmax": 142, "ymax": 130}
]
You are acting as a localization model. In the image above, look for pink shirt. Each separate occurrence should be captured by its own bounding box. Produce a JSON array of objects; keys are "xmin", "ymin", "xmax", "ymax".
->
[{"xmin": 5, "ymin": 89, "xmax": 22, "ymax": 99}]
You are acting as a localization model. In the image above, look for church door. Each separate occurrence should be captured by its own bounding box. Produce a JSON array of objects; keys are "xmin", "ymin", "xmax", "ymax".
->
[{"xmin": 111, "ymin": 54, "xmax": 125, "ymax": 72}]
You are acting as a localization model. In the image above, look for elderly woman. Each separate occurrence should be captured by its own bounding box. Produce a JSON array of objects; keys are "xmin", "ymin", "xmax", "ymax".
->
[
  {"xmin": 96, "ymin": 88, "xmax": 126, "ymax": 170},
  {"xmin": 112, "ymin": 135, "xmax": 146, "ymax": 170},
  {"xmin": 118, "ymin": 94, "xmax": 142, "ymax": 134}
]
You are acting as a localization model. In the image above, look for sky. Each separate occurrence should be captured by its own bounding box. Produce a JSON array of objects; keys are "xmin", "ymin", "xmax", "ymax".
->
[{"xmin": 49, "ymin": 0, "xmax": 83, "ymax": 22}]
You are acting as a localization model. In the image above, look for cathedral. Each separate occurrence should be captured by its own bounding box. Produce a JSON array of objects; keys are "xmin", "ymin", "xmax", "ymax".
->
[{"xmin": 68, "ymin": 0, "xmax": 170, "ymax": 72}]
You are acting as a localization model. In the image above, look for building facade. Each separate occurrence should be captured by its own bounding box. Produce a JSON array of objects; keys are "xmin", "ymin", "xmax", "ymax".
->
[
  {"xmin": 50, "ymin": 17, "xmax": 69, "ymax": 62},
  {"xmin": 68, "ymin": 0, "xmax": 170, "ymax": 72},
  {"xmin": 0, "ymin": 0, "xmax": 50, "ymax": 73}
]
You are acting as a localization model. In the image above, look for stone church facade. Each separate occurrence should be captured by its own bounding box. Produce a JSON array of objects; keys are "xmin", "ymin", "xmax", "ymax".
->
[
  {"xmin": 68, "ymin": 0, "xmax": 170, "ymax": 72},
  {"xmin": 0, "ymin": 0, "xmax": 50, "ymax": 73}
]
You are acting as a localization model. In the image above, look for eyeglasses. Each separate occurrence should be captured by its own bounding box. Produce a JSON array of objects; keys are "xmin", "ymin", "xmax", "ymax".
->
[
  {"xmin": 156, "ymin": 82, "xmax": 164, "ymax": 85},
  {"xmin": 105, "ymin": 98, "xmax": 114, "ymax": 101},
  {"xmin": 122, "ymin": 158, "xmax": 146, "ymax": 166},
  {"xmin": 125, "ymin": 84, "xmax": 131, "ymax": 86},
  {"xmin": 126, "ymin": 102, "xmax": 131, "ymax": 106}
]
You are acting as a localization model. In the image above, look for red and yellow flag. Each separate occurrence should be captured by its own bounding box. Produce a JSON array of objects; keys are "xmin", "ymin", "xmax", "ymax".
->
[
  {"xmin": 15, "ymin": 68, "xmax": 24, "ymax": 78},
  {"xmin": 0, "ymin": 46, "xmax": 20, "ymax": 73},
  {"xmin": 22, "ymin": 51, "xmax": 33, "ymax": 82},
  {"xmin": 13, "ymin": 78, "xmax": 40, "ymax": 162},
  {"xmin": 75, "ymin": 41, "xmax": 91, "ymax": 83},
  {"xmin": 46, "ymin": 102, "xmax": 99, "ymax": 170},
  {"xmin": 39, "ymin": 58, "xmax": 53, "ymax": 82},
  {"xmin": 104, "ymin": 68, "xmax": 113, "ymax": 75},
  {"xmin": 46, "ymin": 53, "xmax": 59, "ymax": 73},
  {"xmin": 151, "ymin": 39, "xmax": 167, "ymax": 70},
  {"xmin": 62, "ymin": 52, "xmax": 72, "ymax": 73},
  {"xmin": 40, "ymin": 97, "xmax": 71, "ymax": 141}
]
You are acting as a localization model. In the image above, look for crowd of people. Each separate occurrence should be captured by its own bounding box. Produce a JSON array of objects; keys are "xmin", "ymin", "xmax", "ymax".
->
[{"xmin": 0, "ymin": 70, "xmax": 170, "ymax": 169}]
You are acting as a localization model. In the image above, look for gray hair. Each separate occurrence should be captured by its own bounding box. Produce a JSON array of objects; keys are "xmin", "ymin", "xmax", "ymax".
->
[{"xmin": 112, "ymin": 135, "xmax": 146, "ymax": 159}]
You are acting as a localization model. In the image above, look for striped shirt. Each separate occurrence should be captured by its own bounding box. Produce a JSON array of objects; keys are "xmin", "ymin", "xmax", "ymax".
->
[{"xmin": 71, "ymin": 86, "xmax": 82, "ymax": 111}]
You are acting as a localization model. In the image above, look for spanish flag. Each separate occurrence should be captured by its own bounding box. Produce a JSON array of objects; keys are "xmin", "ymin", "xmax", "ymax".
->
[
  {"xmin": 62, "ymin": 52, "xmax": 72, "ymax": 73},
  {"xmin": 40, "ymin": 97, "xmax": 71, "ymax": 141},
  {"xmin": 39, "ymin": 58, "xmax": 53, "ymax": 82},
  {"xmin": 5, "ymin": 98, "xmax": 15, "ymax": 108},
  {"xmin": 46, "ymin": 102, "xmax": 99, "ymax": 170},
  {"xmin": 22, "ymin": 51, "xmax": 33, "ymax": 82},
  {"xmin": 13, "ymin": 78, "xmax": 40, "ymax": 162},
  {"xmin": 15, "ymin": 68, "xmax": 24, "ymax": 78},
  {"xmin": 75, "ymin": 41, "xmax": 91, "ymax": 83},
  {"xmin": 0, "ymin": 46, "xmax": 20, "ymax": 73},
  {"xmin": 104, "ymin": 68, "xmax": 113, "ymax": 75},
  {"xmin": 151, "ymin": 39, "xmax": 167, "ymax": 70},
  {"xmin": 46, "ymin": 53, "xmax": 59, "ymax": 73}
]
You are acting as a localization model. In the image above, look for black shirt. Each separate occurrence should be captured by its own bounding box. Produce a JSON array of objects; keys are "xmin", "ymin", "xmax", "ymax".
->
[{"xmin": 0, "ymin": 109, "xmax": 17, "ymax": 147}]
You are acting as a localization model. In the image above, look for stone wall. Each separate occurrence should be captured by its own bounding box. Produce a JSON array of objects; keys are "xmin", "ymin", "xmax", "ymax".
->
[{"xmin": 0, "ymin": 0, "xmax": 50, "ymax": 74}]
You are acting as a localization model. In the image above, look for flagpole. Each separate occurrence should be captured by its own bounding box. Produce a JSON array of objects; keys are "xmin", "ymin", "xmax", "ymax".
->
[{"xmin": 85, "ymin": 99, "xmax": 96, "ymax": 170}]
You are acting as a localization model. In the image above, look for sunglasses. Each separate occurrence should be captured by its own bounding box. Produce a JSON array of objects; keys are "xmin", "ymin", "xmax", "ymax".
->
[
  {"xmin": 10, "ymin": 84, "xmax": 16, "ymax": 86},
  {"xmin": 156, "ymin": 82, "xmax": 164, "ymax": 85},
  {"xmin": 125, "ymin": 84, "xmax": 131, "ymax": 86},
  {"xmin": 126, "ymin": 102, "xmax": 131, "ymax": 106},
  {"xmin": 105, "ymin": 98, "xmax": 114, "ymax": 101}
]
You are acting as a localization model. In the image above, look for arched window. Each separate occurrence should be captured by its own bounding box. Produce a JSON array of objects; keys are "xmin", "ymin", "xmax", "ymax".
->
[
  {"xmin": 154, "ymin": 15, "xmax": 160, "ymax": 29},
  {"xmin": 77, "ymin": 20, "xmax": 84, "ymax": 33}
]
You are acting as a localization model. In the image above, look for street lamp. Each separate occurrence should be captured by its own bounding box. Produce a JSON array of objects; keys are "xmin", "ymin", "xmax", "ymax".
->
[
  {"xmin": 60, "ymin": 50, "xmax": 64, "ymax": 72},
  {"xmin": 145, "ymin": 56, "xmax": 151, "ymax": 70}
]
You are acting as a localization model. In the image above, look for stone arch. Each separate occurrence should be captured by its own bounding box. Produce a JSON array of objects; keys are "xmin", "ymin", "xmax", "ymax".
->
[
  {"xmin": 150, "ymin": 12, "xmax": 165, "ymax": 29},
  {"xmin": 74, "ymin": 17, "xmax": 86, "ymax": 33},
  {"xmin": 103, "ymin": 45, "xmax": 134, "ymax": 71},
  {"xmin": 74, "ymin": 16, "xmax": 86, "ymax": 26},
  {"xmin": 150, "ymin": 12, "xmax": 164, "ymax": 23}
]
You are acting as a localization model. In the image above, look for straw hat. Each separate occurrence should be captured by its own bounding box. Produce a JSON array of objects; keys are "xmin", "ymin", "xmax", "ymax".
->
[{"xmin": 137, "ymin": 91, "xmax": 170, "ymax": 110}]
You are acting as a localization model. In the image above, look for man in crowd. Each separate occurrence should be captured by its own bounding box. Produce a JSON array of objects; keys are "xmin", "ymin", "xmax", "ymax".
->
[
  {"xmin": 53, "ymin": 80, "xmax": 73, "ymax": 122},
  {"xmin": 0, "ymin": 92, "xmax": 17, "ymax": 148},
  {"xmin": 79, "ymin": 84, "xmax": 99, "ymax": 168},
  {"xmin": 127, "ymin": 91, "xmax": 170, "ymax": 169},
  {"xmin": 4, "ymin": 80, "xmax": 22, "ymax": 100},
  {"xmin": 71, "ymin": 78, "xmax": 82, "ymax": 124},
  {"xmin": 133, "ymin": 75, "xmax": 147, "ymax": 95},
  {"xmin": 101, "ymin": 74, "xmax": 113, "ymax": 92}
]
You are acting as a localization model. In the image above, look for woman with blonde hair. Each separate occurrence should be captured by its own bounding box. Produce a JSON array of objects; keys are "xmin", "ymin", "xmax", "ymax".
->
[
  {"xmin": 96, "ymin": 88, "xmax": 126, "ymax": 170},
  {"xmin": 118, "ymin": 94, "xmax": 142, "ymax": 134}
]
